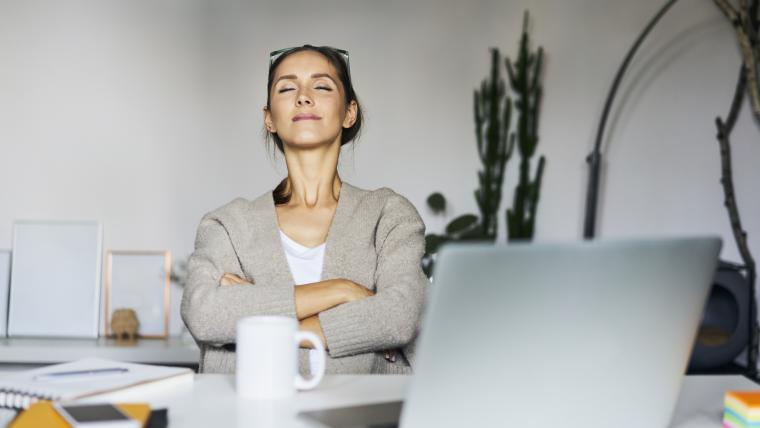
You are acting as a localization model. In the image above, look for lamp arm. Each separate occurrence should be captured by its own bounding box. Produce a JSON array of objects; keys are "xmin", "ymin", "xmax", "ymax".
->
[{"xmin": 582, "ymin": 0, "xmax": 682, "ymax": 239}]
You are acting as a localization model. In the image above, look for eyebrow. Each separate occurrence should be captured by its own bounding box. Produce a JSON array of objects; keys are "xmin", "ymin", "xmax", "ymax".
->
[{"xmin": 274, "ymin": 73, "xmax": 338, "ymax": 86}]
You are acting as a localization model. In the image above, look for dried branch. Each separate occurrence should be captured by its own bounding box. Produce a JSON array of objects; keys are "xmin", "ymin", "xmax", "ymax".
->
[
  {"xmin": 714, "ymin": 0, "xmax": 760, "ymax": 121},
  {"xmin": 714, "ymin": 0, "xmax": 760, "ymax": 376},
  {"xmin": 715, "ymin": 123, "xmax": 755, "ymax": 297},
  {"xmin": 715, "ymin": 63, "xmax": 758, "ymax": 372},
  {"xmin": 715, "ymin": 0, "xmax": 738, "ymax": 18},
  {"xmin": 726, "ymin": 68, "xmax": 747, "ymax": 132}
]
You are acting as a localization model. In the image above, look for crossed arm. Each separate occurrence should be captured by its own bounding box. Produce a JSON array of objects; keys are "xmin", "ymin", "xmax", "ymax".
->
[{"xmin": 218, "ymin": 273, "xmax": 374, "ymax": 349}]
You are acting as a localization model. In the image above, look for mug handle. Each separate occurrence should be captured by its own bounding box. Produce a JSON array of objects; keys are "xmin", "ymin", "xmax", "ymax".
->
[{"xmin": 294, "ymin": 331, "xmax": 326, "ymax": 390}]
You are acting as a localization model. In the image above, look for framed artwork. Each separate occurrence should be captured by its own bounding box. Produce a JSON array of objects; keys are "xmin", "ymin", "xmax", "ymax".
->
[
  {"xmin": 105, "ymin": 250, "xmax": 171, "ymax": 339},
  {"xmin": 0, "ymin": 250, "xmax": 10, "ymax": 337},
  {"xmin": 8, "ymin": 221, "xmax": 102, "ymax": 338}
]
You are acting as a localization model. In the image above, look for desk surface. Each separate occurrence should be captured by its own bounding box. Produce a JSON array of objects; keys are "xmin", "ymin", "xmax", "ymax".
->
[
  {"xmin": 89, "ymin": 374, "xmax": 407, "ymax": 428},
  {"xmin": 81, "ymin": 373, "xmax": 758, "ymax": 428}
]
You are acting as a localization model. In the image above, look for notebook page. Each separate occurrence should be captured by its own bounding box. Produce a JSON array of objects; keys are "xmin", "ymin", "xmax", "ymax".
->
[{"xmin": 0, "ymin": 358, "xmax": 193, "ymax": 403}]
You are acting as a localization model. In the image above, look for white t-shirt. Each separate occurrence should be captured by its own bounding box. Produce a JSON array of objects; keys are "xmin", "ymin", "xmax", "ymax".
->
[{"xmin": 279, "ymin": 230, "xmax": 326, "ymax": 374}]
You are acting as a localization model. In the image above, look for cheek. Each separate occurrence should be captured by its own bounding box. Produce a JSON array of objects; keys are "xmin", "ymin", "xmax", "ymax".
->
[
  {"xmin": 322, "ymin": 97, "xmax": 345, "ymax": 122},
  {"xmin": 269, "ymin": 100, "xmax": 291, "ymax": 124}
]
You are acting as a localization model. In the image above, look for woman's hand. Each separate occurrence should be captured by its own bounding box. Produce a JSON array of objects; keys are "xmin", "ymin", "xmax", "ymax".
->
[
  {"xmin": 218, "ymin": 273, "xmax": 254, "ymax": 286},
  {"xmin": 294, "ymin": 279, "xmax": 375, "ymax": 320},
  {"xmin": 299, "ymin": 315, "xmax": 327, "ymax": 349},
  {"xmin": 339, "ymin": 279, "xmax": 375, "ymax": 302}
]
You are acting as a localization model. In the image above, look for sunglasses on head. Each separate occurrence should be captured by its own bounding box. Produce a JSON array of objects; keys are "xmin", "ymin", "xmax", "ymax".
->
[{"xmin": 269, "ymin": 46, "xmax": 350, "ymax": 76}]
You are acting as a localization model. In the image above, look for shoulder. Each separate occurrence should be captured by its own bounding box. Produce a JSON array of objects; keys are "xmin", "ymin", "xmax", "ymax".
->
[
  {"xmin": 194, "ymin": 190, "xmax": 272, "ymax": 242},
  {"xmin": 345, "ymin": 183, "xmax": 421, "ymax": 218},
  {"xmin": 353, "ymin": 186, "xmax": 426, "ymax": 254},
  {"xmin": 344, "ymin": 184, "xmax": 424, "ymax": 243},
  {"xmin": 202, "ymin": 197, "xmax": 253, "ymax": 222},
  {"xmin": 193, "ymin": 192, "xmax": 272, "ymax": 253},
  {"xmin": 192, "ymin": 198, "xmax": 248, "ymax": 247}
]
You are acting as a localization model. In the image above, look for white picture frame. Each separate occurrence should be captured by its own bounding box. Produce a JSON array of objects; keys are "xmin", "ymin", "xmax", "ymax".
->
[
  {"xmin": 8, "ymin": 221, "xmax": 102, "ymax": 338},
  {"xmin": 105, "ymin": 251, "xmax": 171, "ymax": 339},
  {"xmin": 0, "ymin": 250, "xmax": 11, "ymax": 337}
]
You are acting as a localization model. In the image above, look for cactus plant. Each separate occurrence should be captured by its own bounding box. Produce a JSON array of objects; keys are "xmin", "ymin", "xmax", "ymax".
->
[
  {"xmin": 423, "ymin": 11, "xmax": 545, "ymax": 276},
  {"xmin": 422, "ymin": 48, "xmax": 513, "ymax": 276},
  {"xmin": 475, "ymin": 48, "xmax": 515, "ymax": 241},
  {"xmin": 506, "ymin": 11, "xmax": 546, "ymax": 241}
]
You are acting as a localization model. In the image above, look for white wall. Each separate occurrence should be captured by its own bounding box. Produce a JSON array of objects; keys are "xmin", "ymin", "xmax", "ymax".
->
[
  {"xmin": 1, "ymin": 0, "xmax": 759, "ymax": 336},
  {"xmin": 202, "ymin": 0, "xmax": 760, "ymax": 258},
  {"xmin": 0, "ymin": 0, "xmax": 210, "ymax": 335}
]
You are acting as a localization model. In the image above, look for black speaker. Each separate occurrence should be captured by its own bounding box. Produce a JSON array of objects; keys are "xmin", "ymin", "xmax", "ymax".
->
[{"xmin": 688, "ymin": 261, "xmax": 751, "ymax": 372}]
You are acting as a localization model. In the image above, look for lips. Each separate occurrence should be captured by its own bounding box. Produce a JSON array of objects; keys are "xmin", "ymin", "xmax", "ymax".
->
[{"xmin": 293, "ymin": 113, "xmax": 322, "ymax": 121}]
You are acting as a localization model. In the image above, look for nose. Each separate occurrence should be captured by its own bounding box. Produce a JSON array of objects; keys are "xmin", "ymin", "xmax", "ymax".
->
[{"xmin": 296, "ymin": 92, "xmax": 313, "ymax": 107}]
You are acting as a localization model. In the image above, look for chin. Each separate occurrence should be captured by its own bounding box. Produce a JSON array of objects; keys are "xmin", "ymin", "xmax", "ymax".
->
[{"xmin": 283, "ymin": 134, "xmax": 340, "ymax": 149}]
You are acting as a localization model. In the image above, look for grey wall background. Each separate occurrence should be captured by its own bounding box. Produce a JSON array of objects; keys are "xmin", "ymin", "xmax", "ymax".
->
[{"xmin": 1, "ymin": 0, "xmax": 759, "ymax": 337}]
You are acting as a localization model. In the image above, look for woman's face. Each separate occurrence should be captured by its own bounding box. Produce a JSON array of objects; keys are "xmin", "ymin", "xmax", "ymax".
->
[{"xmin": 264, "ymin": 50, "xmax": 357, "ymax": 149}]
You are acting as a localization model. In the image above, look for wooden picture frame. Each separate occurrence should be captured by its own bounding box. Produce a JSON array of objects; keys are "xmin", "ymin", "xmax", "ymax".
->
[{"xmin": 105, "ymin": 250, "xmax": 171, "ymax": 339}]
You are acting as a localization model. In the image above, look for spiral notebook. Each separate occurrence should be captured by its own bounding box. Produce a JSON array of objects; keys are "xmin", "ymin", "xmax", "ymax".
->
[{"xmin": 0, "ymin": 358, "xmax": 193, "ymax": 410}]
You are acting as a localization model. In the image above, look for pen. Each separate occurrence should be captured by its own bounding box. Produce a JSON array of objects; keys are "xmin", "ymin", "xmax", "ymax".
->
[{"xmin": 33, "ymin": 367, "xmax": 129, "ymax": 381}]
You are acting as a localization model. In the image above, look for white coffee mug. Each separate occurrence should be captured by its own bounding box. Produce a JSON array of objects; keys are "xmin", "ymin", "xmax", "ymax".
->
[{"xmin": 236, "ymin": 315, "xmax": 326, "ymax": 399}]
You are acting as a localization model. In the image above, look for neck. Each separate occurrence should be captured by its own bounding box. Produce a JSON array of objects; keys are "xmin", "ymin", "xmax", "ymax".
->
[{"xmin": 282, "ymin": 141, "xmax": 342, "ymax": 208}]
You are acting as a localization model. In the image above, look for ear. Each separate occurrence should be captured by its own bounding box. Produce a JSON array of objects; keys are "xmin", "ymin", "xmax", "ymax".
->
[
  {"xmin": 342, "ymin": 100, "xmax": 358, "ymax": 129},
  {"xmin": 263, "ymin": 107, "xmax": 276, "ymax": 133}
]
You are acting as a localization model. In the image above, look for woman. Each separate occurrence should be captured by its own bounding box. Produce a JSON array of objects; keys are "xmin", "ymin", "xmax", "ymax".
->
[{"xmin": 180, "ymin": 45, "xmax": 428, "ymax": 375}]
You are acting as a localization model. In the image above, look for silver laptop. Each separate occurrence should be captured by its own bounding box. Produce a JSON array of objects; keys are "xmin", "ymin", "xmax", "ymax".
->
[{"xmin": 302, "ymin": 237, "xmax": 721, "ymax": 428}]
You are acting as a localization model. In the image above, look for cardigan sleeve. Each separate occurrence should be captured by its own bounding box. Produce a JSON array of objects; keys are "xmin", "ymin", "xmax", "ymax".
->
[
  {"xmin": 180, "ymin": 215, "xmax": 297, "ymax": 346},
  {"xmin": 318, "ymin": 192, "xmax": 428, "ymax": 358}
]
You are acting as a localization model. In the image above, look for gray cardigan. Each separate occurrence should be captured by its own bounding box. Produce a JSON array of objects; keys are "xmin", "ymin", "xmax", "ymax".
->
[{"xmin": 180, "ymin": 182, "xmax": 428, "ymax": 375}]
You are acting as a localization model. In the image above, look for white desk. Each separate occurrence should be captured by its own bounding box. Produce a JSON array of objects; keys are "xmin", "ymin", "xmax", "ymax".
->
[
  {"xmin": 80, "ymin": 374, "xmax": 758, "ymax": 427},
  {"xmin": 670, "ymin": 375, "xmax": 758, "ymax": 427}
]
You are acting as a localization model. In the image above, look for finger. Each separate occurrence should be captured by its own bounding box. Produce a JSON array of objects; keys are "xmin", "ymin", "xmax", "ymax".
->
[
  {"xmin": 223, "ymin": 273, "xmax": 244, "ymax": 282},
  {"xmin": 219, "ymin": 273, "xmax": 240, "ymax": 286},
  {"xmin": 232, "ymin": 276, "xmax": 252, "ymax": 284},
  {"xmin": 221, "ymin": 273, "xmax": 255, "ymax": 286}
]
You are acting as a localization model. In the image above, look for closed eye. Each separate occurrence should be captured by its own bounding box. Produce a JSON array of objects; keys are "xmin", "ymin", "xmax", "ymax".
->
[{"xmin": 277, "ymin": 86, "xmax": 330, "ymax": 93}]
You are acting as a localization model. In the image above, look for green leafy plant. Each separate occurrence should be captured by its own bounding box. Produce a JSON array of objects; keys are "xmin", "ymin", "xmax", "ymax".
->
[{"xmin": 423, "ymin": 12, "xmax": 546, "ymax": 277}]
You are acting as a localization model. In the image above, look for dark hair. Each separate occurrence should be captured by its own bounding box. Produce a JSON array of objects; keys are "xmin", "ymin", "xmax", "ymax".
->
[{"xmin": 264, "ymin": 44, "xmax": 364, "ymax": 205}]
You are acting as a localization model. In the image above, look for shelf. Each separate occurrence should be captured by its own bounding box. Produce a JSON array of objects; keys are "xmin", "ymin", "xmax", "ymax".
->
[{"xmin": 0, "ymin": 336, "xmax": 199, "ymax": 366}]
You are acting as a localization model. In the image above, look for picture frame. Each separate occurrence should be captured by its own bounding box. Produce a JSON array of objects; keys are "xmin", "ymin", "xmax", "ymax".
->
[
  {"xmin": 104, "ymin": 250, "xmax": 171, "ymax": 339},
  {"xmin": 8, "ymin": 221, "xmax": 103, "ymax": 338}
]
